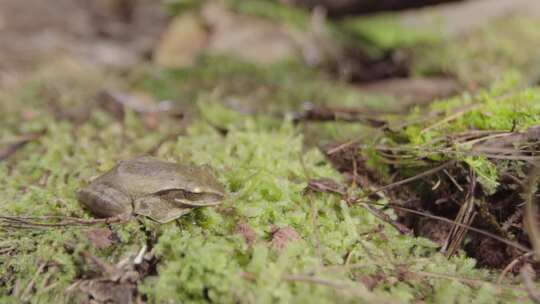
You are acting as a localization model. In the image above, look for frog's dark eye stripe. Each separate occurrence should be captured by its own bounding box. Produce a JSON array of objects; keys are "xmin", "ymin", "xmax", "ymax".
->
[
  {"xmin": 156, "ymin": 189, "xmax": 222, "ymax": 205},
  {"xmin": 156, "ymin": 189, "xmax": 185, "ymax": 200},
  {"xmin": 184, "ymin": 192, "xmax": 204, "ymax": 201},
  {"xmin": 184, "ymin": 191, "xmax": 222, "ymax": 203}
]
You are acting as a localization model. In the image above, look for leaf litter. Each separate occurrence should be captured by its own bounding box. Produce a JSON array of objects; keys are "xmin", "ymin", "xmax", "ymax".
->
[{"xmin": 321, "ymin": 80, "xmax": 540, "ymax": 275}]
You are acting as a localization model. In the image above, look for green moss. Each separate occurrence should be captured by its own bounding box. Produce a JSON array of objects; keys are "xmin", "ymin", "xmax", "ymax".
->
[
  {"xmin": 225, "ymin": 0, "xmax": 311, "ymax": 30},
  {"xmin": 412, "ymin": 17, "xmax": 540, "ymax": 86},
  {"xmin": 136, "ymin": 56, "xmax": 326, "ymax": 112},
  {"xmin": 166, "ymin": 0, "xmax": 204, "ymax": 16},
  {"xmin": 339, "ymin": 14, "xmax": 441, "ymax": 56},
  {"xmin": 369, "ymin": 75, "xmax": 540, "ymax": 193},
  {"xmin": 165, "ymin": 0, "xmax": 311, "ymax": 30},
  {"xmin": 1, "ymin": 58, "xmax": 535, "ymax": 303}
]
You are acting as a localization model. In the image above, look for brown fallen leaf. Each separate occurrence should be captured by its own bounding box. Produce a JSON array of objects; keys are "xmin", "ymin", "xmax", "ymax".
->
[
  {"xmin": 270, "ymin": 226, "xmax": 301, "ymax": 250},
  {"xmin": 293, "ymin": 103, "xmax": 388, "ymax": 127},
  {"xmin": 97, "ymin": 89, "xmax": 184, "ymax": 122},
  {"xmin": 355, "ymin": 272, "xmax": 385, "ymax": 291},
  {"xmin": 70, "ymin": 246, "xmax": 151, "ymax": 304},
  {"xmin": 85, "ymin": 228, "xmax": 117, "ymax": 250},
  {"xmin": 75, "ymin": 280, "xmax": 135, "ymax": 304},
  {"xmin": 0, "ymin": 131, "xmax": 45, "ymax": 161},
  {"xmin": 235, "ymin": 222, "xmax": 257, "ymax": 246},
  {"xmin": 306, "ymin": 178, "xmax": 347, "ymax": 195},
  {"xmin": 357, "ymin": 77, "xmax": 461, "ymax": 110}
]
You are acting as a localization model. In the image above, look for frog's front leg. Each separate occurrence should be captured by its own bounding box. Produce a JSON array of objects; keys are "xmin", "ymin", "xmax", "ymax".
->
[
  {"xmin": 134, "ymin": 196, "xmax": 192, "ymax": 223},
  {"xmin": 77, "ymin": 183, "xmax": 133, "ymax": 219}
]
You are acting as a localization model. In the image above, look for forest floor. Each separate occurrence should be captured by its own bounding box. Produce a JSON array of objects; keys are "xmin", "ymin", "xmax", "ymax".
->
[{"xmin": 1, "ymin": 0, "xmax": 540, "ymax": 303}]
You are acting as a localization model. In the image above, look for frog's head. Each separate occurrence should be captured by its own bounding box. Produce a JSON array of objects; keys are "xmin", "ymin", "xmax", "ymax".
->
[{"xmin": 173, "ymin": 164, "xmax": 226, "ymax": 207}]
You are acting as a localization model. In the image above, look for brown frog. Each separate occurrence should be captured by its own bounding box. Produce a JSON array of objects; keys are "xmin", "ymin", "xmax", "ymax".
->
[{"xmin": 77, "ymin": 157, "xmax": 226, "ymax": 223}]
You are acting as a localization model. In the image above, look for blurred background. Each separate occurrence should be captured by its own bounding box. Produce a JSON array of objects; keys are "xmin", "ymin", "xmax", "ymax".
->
[{"xmin": 2, "ymin": 0, "xmax": 540, "ymax": 94}]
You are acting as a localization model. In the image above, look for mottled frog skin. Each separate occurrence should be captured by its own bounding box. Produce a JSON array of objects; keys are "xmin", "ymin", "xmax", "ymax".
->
[{"xmin": 77, "ymin": 157, "xmax": 225, "ymax": 223}]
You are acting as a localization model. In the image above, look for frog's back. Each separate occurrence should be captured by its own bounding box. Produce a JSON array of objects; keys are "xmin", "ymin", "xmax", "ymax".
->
[
  {"xmin": 109, "ymin": 157, "xmax": 179, "ymax": 193},
  {"xmin": 91, "ymin": 156, "xmax": 223, "ymax": 197}
]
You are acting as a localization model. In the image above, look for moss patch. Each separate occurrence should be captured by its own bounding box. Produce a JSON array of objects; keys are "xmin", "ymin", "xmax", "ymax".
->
[
  {"xmin": 411, "ymin": 17, "xmax": 540, "ymax": 87},
  {"xmin": 0, "ymin": 63, "xmax": 534, "ymax": 303},
  {"xmin": 339, "ymin": 14, "xmax": 441, "ymax": 57}
]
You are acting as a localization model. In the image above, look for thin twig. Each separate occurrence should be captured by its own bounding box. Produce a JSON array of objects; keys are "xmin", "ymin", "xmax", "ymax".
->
[
  {"xmin": 362, "ymin": 205, "xmax": 412, "ymax": 235},
  {"xmin": 378, "ymin": 203, "xmax": 531, "ymax": 253},
  {"xmin": 326, "ymin": 138, "xmax": 362, "ymax": 155},
  {"xmin": 292, "ymin": 104, "xmax": 388, "ymax": 127},
  {"xmin": 443, "ymin": 169, "xmax": 464, "ymax": 192},
  {"xmin": 442, "ymin": 170, "xmax": 476, "ymax": 256},
  {"xmin": 360, "ymin": 161, "xmax": 454, "ymax": 198},
  {"xmin": 307, "ymin": 176, "xmax": 530, "ymax": 253},
  {"xmin": 523, "ymin": 162, "xmax": 540, "ymax": 261},
  {"xmin": 458, "ymin": 132, "xmax": 514, "ymax": 147},
  {"xmin": 410, "ymin": 270, "xmax": 527, "ymax": 293},
  {"xmin": 309, "ymin": 262, "xmax": 371, "ymax": 274},
  {"xmin": 355, "ymin": 198, "xmax": 530, "ymax": 252},
  {"xmin": 520, "ymin": 264, "xmax": 540, "ymax": 304},
  {"xmin": 420, "ymin": 104, "xmax": 482, "ymax": 134},
  {"xmin": 282, "ymin": 274, "xmax": 351, "ymax": 289},
  {"xmin": 0, "ymin": 214, "xmax": 130, "ymax": 229},
  {"xmin": 497, "ymin": 252, "xmax": 534, "ymax": 284}
]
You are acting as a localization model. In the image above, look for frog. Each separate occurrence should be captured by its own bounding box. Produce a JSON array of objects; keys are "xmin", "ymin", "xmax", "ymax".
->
[{"xmin": 77, "ymin": 156, "xmax": 226, "ymax": 223}]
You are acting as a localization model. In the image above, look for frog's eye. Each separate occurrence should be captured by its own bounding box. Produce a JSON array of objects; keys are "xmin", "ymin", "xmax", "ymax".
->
[{"xmin": 192, "ymin": 187, "xmax": 202, "ymax": 193}]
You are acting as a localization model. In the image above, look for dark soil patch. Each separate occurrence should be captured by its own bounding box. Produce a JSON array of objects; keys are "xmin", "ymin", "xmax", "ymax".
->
[{"xmin": 335, "ymin": 49, "xmax": 410, "ymax": 82}]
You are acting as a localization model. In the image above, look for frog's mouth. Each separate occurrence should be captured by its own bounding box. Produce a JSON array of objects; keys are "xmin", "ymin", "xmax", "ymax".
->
[{"xmin": 157, "ymin": 190, "xmax": 223, "ymax": 207}]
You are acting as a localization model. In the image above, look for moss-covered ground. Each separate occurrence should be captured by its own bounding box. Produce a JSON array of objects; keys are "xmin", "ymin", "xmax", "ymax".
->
[
  {"xmin": 0, "ymin": 59, "xmax": 535, "ymax": 303},
  {"xmin": 2, "ymin": 2, "xmax": 540, "ymax": 302}
]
